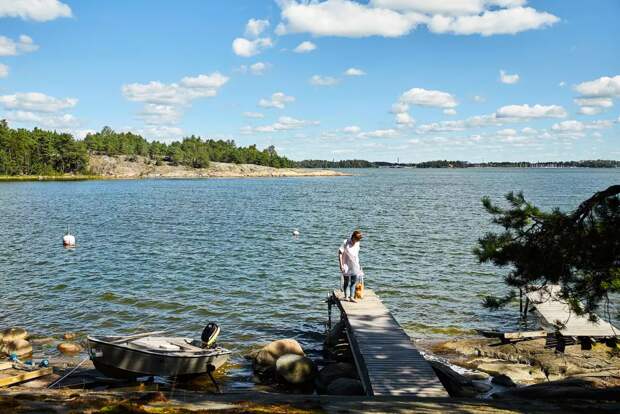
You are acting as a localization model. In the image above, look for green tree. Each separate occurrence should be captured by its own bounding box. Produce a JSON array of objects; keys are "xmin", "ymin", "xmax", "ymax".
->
[{"xmin": 474, "ymin": 186, "xmax": 620, "ymax": 319}]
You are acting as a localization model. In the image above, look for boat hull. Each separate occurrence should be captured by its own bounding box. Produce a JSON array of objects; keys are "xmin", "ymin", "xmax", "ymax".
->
[{"xmin": 87, "ymin": 337, "xmax": 230, "ymax": 379}]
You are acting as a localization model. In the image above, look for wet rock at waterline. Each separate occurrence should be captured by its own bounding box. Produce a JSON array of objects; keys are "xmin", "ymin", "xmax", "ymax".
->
[
  {"xmin": 248, "ymin": 339, "xmax": 306, "ymax": 379},
  {"xmin": 1, "ymin": 327, "xmax": 28, "ymax": 343},
  {"xmin": 430, "ymin": 361, "xmax": 484, "ymax": 398},
  {"xmin": 0, "ymin": 338, "xmax": 32, "ymax": 358},
  {"xmin": 316, "ymin": 362, "xmax": 359, "ymax": 394},
  {"xmin": 57, "ymin": 342, "xmax": 82, "ymax": 355},
  {"xmin": 327, "ymin": 377, "xmax": 365, "ymax": 395},
  {"xmin": 63, "ymin": 332, "xmax": 77, "ymax": 340},
  {"xmin": 492, "ymin": 374, "xmax": 517, "ymax": 388},
  {"xmin": 275, "ymin": 354, "xmax": 317, "ymax": 385}
]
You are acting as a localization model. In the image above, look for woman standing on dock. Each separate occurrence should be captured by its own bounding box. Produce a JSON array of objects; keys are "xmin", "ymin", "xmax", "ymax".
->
[{"xmin": 338, "ymin": 230, "xmax": 364, "ymax": 302}]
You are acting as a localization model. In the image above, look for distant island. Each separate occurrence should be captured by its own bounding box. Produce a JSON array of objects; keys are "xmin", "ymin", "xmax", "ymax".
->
[{"xmin": 0, "ymin": 121, "xmax": 617, "ymax": 179}]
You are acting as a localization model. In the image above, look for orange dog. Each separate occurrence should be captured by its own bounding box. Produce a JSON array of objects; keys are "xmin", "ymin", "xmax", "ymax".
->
[{"xmin": 354, "ymin": 281, "xmax": 364, "ymax": 300}]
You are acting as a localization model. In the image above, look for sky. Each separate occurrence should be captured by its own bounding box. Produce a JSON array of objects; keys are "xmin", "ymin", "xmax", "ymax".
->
[{"xmin": 0, "ymin": 0, "xmax": 619, "ymax": 162}]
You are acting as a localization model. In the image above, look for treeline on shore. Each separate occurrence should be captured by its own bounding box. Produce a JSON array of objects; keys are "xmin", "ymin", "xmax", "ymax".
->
[
  {"xmin": 0, "ymin": 122, "xmax": 618, "ymax": 176},
  {"xmin": 0, "ymin": 122, "xmax": 294, "ymax": 175}
]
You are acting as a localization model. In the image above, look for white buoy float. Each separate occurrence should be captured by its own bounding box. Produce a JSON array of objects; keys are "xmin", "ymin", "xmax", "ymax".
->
[
  {"xmin": 63, "ymin": 225, "xmax": 76, "ymax": 247},
  {"xmin": 292, "ymin": 229, "xmax": 300, "ymax": 237}
]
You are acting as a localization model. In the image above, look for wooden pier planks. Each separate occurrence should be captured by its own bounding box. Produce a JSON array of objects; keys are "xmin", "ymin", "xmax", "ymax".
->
[
  {"xmin": 0, "ymin": 367, "xmax": 53, "ymax": 387},
  {"xmin": 526, "ymin": 285, "xmax": 619, "ymax": 337},
  {"xmin": 332, "ymin": 289, "xmax": 448, "ymax": 398}
]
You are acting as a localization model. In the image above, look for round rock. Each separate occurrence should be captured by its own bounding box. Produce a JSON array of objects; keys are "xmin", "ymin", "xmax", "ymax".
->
[
  {"xmin": 317, "ymin": 362, "xmax": 358, "ymax": 393},
  {"xmin": 57, "ymin": 342, "xmax": 82, "ymax": 355},
  {"xmin": 2, "ymin": 339, "xmax": 33, "ymax": 357},
  {"xmin": 63, "ymin": 332, "xmax": 77, "ymax": 340},
  {"xmin": 2, "ymin": 327, "xmax": 28, "ymax": 343},
  {"xmin": 275, "ymin": 354, "xmax": 317, "ymax": 385}
]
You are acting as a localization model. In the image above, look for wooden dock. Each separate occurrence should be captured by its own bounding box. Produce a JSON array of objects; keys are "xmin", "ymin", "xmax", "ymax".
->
[
  {"xmin": 330, "ymin": 289, "xmax": 448, "ymax": 397},
  {"xmin": 526, "ymin": 285, "xmax": 618, "ymax": 337}
]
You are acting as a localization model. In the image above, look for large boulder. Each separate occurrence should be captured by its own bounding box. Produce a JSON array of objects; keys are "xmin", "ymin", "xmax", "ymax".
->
[
  {"xmin": 0, "ymin": 338, "xmax": 32, "ymax": 357},
  {"xmin": 325, "ymin": 321, "xmax": 346, "ymax": 348},
  {"xmin": 2, "ymin": 327, "xmax": 28, "ymax": 343},
  {"xmin": 430, "ymin": 361, "xmax": 481, "ymax": 398},
  {"xmin": 316, "ymin": 362, "xmax": 358, "ymax": 393},
  {"xmin": 327, "ymin": 377, "xmax": 365, "ymax": 395},
  {"xmin": 275, "ymin": 354, "xmax": 317, "ymax": 385},
  {"xmin": 57, "ymin": 342, "xmax": 82, "ymax": 355},
  {"xmin": 252, "ymin": 339, "xmax": 304, "ymax": 369}
]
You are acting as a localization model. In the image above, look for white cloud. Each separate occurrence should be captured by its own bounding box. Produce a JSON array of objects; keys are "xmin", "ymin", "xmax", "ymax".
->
[
  {"xmin": 573, "ymin": 97, "xmax": 613, "ymax": 108},
  {"xmin": 276, "ymin": 0, "xmax": 426, "ymax": 38},
  {"xmin": 3, "ymin": 110, "xmax": 78, "ymax": 128},
  {"xmin": 0, "ymin": 34, "xmax": 38, "ymax": 56},
  {"xmin": 232, "ymin": 37, "xmax": 273, "ymax": 57},
  {"xmin": 258, "ymin": 92, "xmax": 295, "ymax": 109},
  {"xmin": 578, "ymin": 107, "xmax": 603, "ymax": 116},
  {"xmin": 138, "ymin": 104, "xmax": 182, "ymax": 126},
  {"xmin": 573, "ymin": 76, "xmax": 620, "ymax": 115},
  {"xmin": 0, "ymin": 63, "xmax": 7, "ymax": 77},
  {"xmin": 250, "ymin": 62, "xmax": 269, "ymax": 75},
  {"xmin": 359, "ymin": 128, "xmax": 398, "ymax": 138},
  {"xmin": 0, "ymin": 0, "xmax": 72, "ymax": 22},
  {"xmin": 276, "ymin": 1, "xmax": 557, "ymax": 38},
  {"xmin": 243, "ymin": 111, "xmax": 264, "ymax": 118},
  {"xmin": 342, "ymin": 125, "xmax": 361, "ymax": 134},
  {"xmin": 574, "ymin": 75, "xmax": 620, "ymax": 98},
  {"xmin": 122, "ymin": 72, "xmax": 228, "ymax": 127},
  {"xmin": 344, "ymin": 67, "xmax": 366, "ymax": 76},
  {"xmin": 246, "ymin": 116, "xmax": 319, "ymax": 133},
  {"xmin": 497, "ymin": 128, "xmax": 517, "ymax": 136},
  {"xmin": 0, "ymin": 92, "xmax": 77, "ymax": 112},
  {"xmin": 370, "ymin": 0, "xmax": 487, "ymax": 15},
  {"xmin": 245, "ymin": 18, "xmax": 270, "ymax": 37},
  {"xmin": 551, "ymin": 120, "xmax": 584, "ymax": 132},
  {"xmin": 122, "ymin": 72, "xmax": 228, "ymax": 107},
  {"xmin": 180, "ymin": 72, "xmax": 229, "ymax": 89},
  {"xmin": 499, "ymin": 69, "xmax": 519, "ymax": 84},
  {"xmin": 293, "ymin": 40, "xmax": 316, "ymax": 53},
  {"xmin": 558, "ymin": 81, "xmax": 566, "ymax": 87},
  {"xmin": 473, "ymin": 95, "xmax": 486, "ymax": 103},
  {"xmin": 496, "ymin": 104, "xmax": 567, "ymax": 119},
  {"xmin": 551, "ymin": 119, "xmax": 612, "ymax": 133},
  {"xmin": 427, "ymin": 7, "xmax": 558, "ymax": 36},
  {"xmin": 399, "ymin": 87, "xmax": 458, "ymax": 108},
  {"xmin": 443, "ymin": 108, "xmax": 457, "ymax": 115},
  {"xmin": 396, "ymin": 112, "xmax": 415, "ymax": 126},
  {"xmin": 521, "ymin": 127, "xmax": 537, "ymax": 135},
  {"xmin": 310, "ymin": 75, "xmax": 339, "ymax": 86}
]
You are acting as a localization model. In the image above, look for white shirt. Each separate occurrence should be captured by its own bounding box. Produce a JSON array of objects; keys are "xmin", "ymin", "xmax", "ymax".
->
[{"xmin": 339, "ymin": 238, "xmax": 363, "ymax": 277}]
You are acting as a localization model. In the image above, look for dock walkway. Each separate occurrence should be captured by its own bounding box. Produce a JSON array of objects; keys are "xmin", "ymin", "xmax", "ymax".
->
[
  {"xmin": 330, "ymin": 289, "xmax": 448, "ymax": 397},
  {"xmin": 526, "ymin": 285, "xmax": 618, "ymax": 337}
]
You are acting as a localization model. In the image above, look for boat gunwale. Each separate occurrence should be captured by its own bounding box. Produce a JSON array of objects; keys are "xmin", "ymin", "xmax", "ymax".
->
[{"xmin": 87, "ymin": 335, "xmax": 232, "ymax": 359}]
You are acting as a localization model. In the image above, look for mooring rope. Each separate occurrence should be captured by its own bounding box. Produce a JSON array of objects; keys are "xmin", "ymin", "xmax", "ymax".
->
[{"xmin": 47, "ymin": 356, "xmax": 90, "ymax": 389}]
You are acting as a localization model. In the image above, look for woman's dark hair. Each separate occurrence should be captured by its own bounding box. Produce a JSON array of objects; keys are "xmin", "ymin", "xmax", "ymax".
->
[{"xmin": 351, "ymin": 230, "xmax": 363, "ymax": 241}]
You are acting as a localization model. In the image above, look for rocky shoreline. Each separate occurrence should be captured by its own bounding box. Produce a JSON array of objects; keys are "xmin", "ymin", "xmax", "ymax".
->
[
  {"xmin": 2, "ymin": 325, "xmax": 620, "ymax": 412},
  {"xmin": 87, "ymin": 155, "xmax": 349, "ymax": 179}
]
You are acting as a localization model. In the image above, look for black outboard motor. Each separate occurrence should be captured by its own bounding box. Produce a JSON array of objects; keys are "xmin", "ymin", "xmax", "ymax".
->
[{"xmin": 201, "ymin": 322, "xmax": 220, "ymax": 348}]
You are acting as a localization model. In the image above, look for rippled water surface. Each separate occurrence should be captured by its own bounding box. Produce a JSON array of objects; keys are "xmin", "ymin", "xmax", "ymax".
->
[{"xmin": 1, "ymin": 168, "xmax": 619, "ymax": 388}]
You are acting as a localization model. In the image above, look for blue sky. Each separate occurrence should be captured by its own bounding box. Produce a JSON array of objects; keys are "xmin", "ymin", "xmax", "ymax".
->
[{"xmin": 0, "ymin": 0, "xmax": 618, "ymax": 162}]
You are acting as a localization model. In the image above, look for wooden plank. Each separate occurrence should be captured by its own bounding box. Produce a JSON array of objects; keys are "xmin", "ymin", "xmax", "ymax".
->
[
  {"xmin": 332, "ymin": 288, "xmax": 448, "ymax": 398},
  {"xmin": 0, "ymin": 362, "xmax": 13, "ymax": 371},
  {"xmin": 526, "ymin": 285, "xmax": 618, "ymax": 337},
  {"xmin": 504, "ymin": 330, "xmax": 547, "ymax": 339},
  {"xmin": 0, "ymin": 368, "xmax": 53, "ymax": 387}
]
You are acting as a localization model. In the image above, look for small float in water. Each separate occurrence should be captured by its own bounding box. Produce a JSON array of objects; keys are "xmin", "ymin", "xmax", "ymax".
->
[
  {"xmin": 63, "ymin": 225, "xmax": 76, "ymax": 247},
  {"xmin": 292, "ymin": 229, "xmax": 300, "ymax": 237},
  {"xmin": 86, "ymin": 323, "xmax": 230, "ymax": 385}
]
